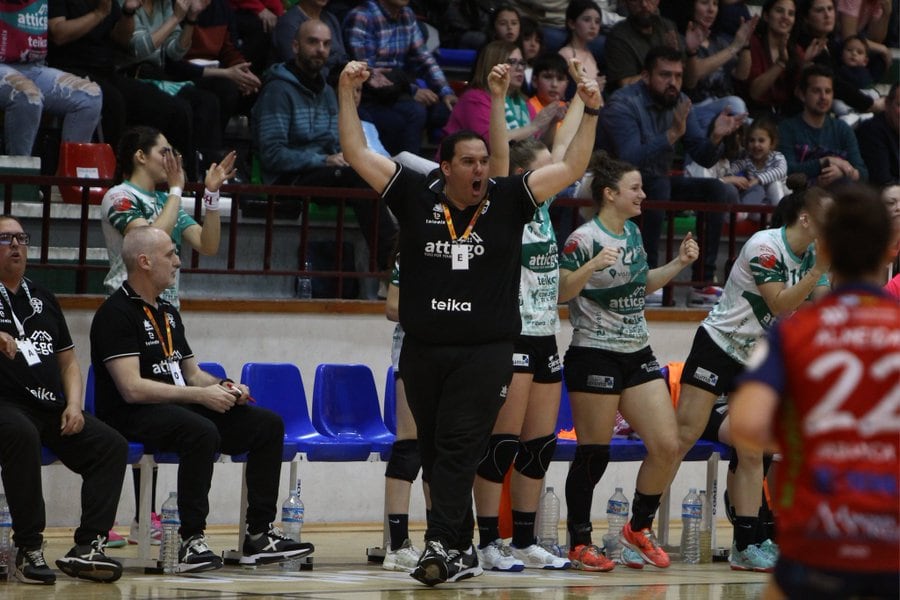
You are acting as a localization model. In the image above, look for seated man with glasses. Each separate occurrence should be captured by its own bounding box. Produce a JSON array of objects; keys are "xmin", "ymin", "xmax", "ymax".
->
[{"xmin": 0, "ymin": 216, "xmax": 129, "ymax": 585}]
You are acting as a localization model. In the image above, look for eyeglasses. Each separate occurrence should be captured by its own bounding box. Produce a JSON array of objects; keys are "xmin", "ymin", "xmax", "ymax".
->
[
  {"xmin": 507, "ymin": 59, "xmax": 526, "ymax": 69},
  {"xmin": 0, "ymin": 232, "xmax": 30, "ymax": 245}
]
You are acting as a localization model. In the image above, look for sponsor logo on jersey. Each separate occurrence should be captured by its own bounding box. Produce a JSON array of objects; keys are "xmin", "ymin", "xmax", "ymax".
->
[
  {"xmin": 548, "ymin": 354, "xmax": 562, "ymax": 373},
  {"xmin": 758, "ymin": 252, "xmax": 777, "ymax": 270},
  {"xmin": 815, "ymin": 441, "xmax": 896, "ymax": 463},
  {"xmin": 30, "ymin": 297, "xmax": 42, "ymax": 314},
  {"xmin": 424, "ymin": 232, "xmax": 486, "ymax": 260},
  {"xmin": 113, "ymin": 196, "xmax": 133, "ymax": 212},
  {"xmin": 641, "ymin": 359, "xmax": 661, "ymax": 373},
  {"xmin": 430, "ymin": 297, "xmax": 472, "ymax": 312},
  {"xmin": 693, "ymin": 366, "xmax": 719, "ymax": 387},
  {"xmin": 28, "ymin": 330, "xmax": 54, "ymax": 355},
  {"xmin": 512, "ymin": 353, "xmax": 530, "ymax": 368},
  {"xmin": 28, "ymin": 386, "xmax": 58, "ymax": 403},
  {"xmin": 587, "ymin": 374, "xmax": 614, "ymax": 390},
  {"xmin": 499, "ymin": 384, "xmax": 508, "ymax": 399},
  {"xmin": 151, "ymin": 351, "xmax": 185, "ymax": 375}
]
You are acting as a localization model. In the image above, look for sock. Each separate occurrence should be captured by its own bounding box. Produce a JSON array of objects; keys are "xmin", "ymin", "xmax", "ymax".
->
[
  {"xmin": 511, "ymin": 510, "xmax": 536, "ymax": 548},
  {"xmin": 734, "ymin": 516, "xmax": 758, "ymax": 551},
  {"xmin": 567, "ymin": 521, "xmax": 592, "ymax": 547},
  {"xmin": 248, "ymin": 532, "xmax": 263, "ymax": 541},
  {"xmin": 388, "ymin": 514, "xmax": 409, "ymax": 551},
  {"xmin": 630, "ymin": 490, "xmax": 662, "ymax": 532},
  {"xmin": 564, "ymin": 445, "xmax": 609, "ymax": 527},
  {"xmin": 476, "ymin": 516, "xmax": 499, "ymax": 549}
]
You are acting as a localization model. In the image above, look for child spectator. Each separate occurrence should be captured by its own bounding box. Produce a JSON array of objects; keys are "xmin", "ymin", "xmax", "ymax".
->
[
  {"xmin": 832, "ymin": 34, "xmax": 881, "ymax": 116},
  {"xmin": 521, "ymin": 17, "xmax": 544, "ymax": 94},
  {"xmin": 724, "ymin": 119, "xmax": 788, "ymax": 205},
  {"xmin": 558, "ymin": 0, "xmax": 604, "ymax": 96},
  {"xmin": 490, "ymin": 4, "xmax": 522, "ymax": 44}
]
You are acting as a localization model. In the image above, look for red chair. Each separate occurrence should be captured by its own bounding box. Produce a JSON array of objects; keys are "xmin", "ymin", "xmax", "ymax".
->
[{"xmin": 56, "ymin": 142, "xmax": 115, "ymax": 205}]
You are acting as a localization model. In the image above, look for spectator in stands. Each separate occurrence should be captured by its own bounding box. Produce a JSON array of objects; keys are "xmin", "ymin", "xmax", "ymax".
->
[
  {"xmin": 337, "ymin": 58, "xmax": 601, "ymax": 586},
  {"xmin": 521, "ymin": 16, "xmax": 544, "ymax": 94},
  {"xmin": 100, "ymin": 126, "xmax": 235, "ymax": 309},
  {"xmin": 558, "ymin": 0, "xmax": 605, "ymax": 96},
  {"xmin": 598, "ymin": 45, "xmax": 746, "ymax": 305},
  {"xmin": 730, "ymin": 185, "xmax": 899, "ymax": 600},
  {"xmin": 604, "ymin": 0, "xmax": 681, "ymax": 92},
  {"xmin": 429, "ymin": 0, "xmax": 489, "ymax": 50},
  {"xmin": 165, "ymin": 0, "xmax": 261, "ymax": 140},
  {"xmin": 676, "ymin": 0, "xmax": 757, "ymax": 138},
  {"xmin": 47, "ymin": 0, "xmax": 192, "ymax": 155},
  {"xmin": 856, "ymin": 82, "xmax": 899, "ymax": 186},
  {"xmin": 674, "ymin": 180, "xmax": 831, "ymax": 574},
  {"xmin": 343, "ymin": 0, "xmax": 458, "ymax": 156},
  {"xmin": 737, "ymin": 0, "xmax": 804, "ymax": 119},
  {"xmin": 273, "ymin": 0, "xmax": 348, "ymax": 74},
  {"xmin": 252, "ymin": 19, "xmax": 398, "ymax": 272},
  {"xmin": 837, "ymin": 0, "xmax": 893, "ymax": 44},
  {"xmin": 884, "ymin": 184, "xmax": 900, "ymax": 297},
  {"xmin": 227, "ymin": 0, "xmax": 282, "ymax": 76},
  {"xmin": 777, "ymin": 64, "xmax": 867, "ymax": 186},
  {"xmin": 723, "ymin": 118, "xmax": 789, "ymax": 205},
  {"xmin": 0, "ymin": 215, "xmax": 127, "ymax": 586},
  {"xmin": 117, "ymin": 0, "xmax": 224, "ymax": 181},
  {"xmin": 0, "ymin": 0, "xmax": 102, "ymax": 157},
  {"xmin": 559, "ymin": 152, "xmax": 699, "ymax": 572},
  {"xmin": 90, "ymin": 226, "xmax": 315, "ymax": 574},
  {"xmin": 796, "ymin": 0, "xmax": 886, "ymax": 117},
  {"xmin": 510, "ymin": 0, "xmax": 619, "ymax": 60},
  {"xmin": 489, "ymin": 4, "xmax": 522, "ymax": 44},
  {"xmin": 443, "ymin": 41, "xmax": 564, "ymax": 150}
]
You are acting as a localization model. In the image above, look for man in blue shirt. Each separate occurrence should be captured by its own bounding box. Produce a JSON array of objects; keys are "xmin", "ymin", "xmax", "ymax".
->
[{"xmin": 598, "ymin": 45, "xmax": 745, "ymax": 305}]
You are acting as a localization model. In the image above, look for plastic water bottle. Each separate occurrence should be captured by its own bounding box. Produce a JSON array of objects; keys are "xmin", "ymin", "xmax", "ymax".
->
[
  {"xmin": 680, "ymin": 488, "xmax": 702, "ymax": 564},
  {"xmin": 537, "ymin": 487, "xmax": 560, "ymax": 555},
  {"xmin": 603, "ymin": 487, "xmax": 629, "ymax": 562},
  {"xmin": 159, "ymin": 492, "xmax": 180, "ymax": 574},
  {"xmin": 280, "ymin": 479, "xmax": 305, "ymax": 572},
  {"xmin": 0, "ymin": 494, "xmax": 11, "ymax": 580},
  {"xmin": 699, "ymin": 489, "xmax": 712, "ymax": 564}
]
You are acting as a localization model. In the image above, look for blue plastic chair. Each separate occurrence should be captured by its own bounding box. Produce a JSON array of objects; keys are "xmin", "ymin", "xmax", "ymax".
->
[
  {"xmin": 312, "ymin": 364, "xmax": 395, "ymax": 455},
  {"xmin": 199, "ymin": 361, "xmax": 227, "ymax": 380},
  {"xmin": 84, "ymin": 365, "xmax": 144, "ymax": 464},
  {"xmin": 383, "ymin": 366, "xmax": 397, "ymax": 436},
  {"xmin": 241, "ymin": 362, "xmax": 371, "ymax": 461}
]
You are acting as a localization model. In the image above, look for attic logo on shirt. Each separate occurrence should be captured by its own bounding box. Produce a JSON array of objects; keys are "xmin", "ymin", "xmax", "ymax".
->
[
  {"xmin": 28, "ymin": 330, "xmax": 54, "ymax": 356},
  {"xmin": 151, "ymin": 350, "xmax": 185, "ymax": 376},
  {"xmin": 424, "ymin": 233, "xmax": 486, "ymax": 260}
]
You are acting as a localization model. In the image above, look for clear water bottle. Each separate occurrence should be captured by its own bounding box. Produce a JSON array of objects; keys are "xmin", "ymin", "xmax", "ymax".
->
[
  {"xmin": 280, "ymin": 479, "xmax": 305, "ymax": 572},
  {"xmin": 159, "ymin": 492, "xmax": 181, "ymax": 574},
  {"xmin": 537, "ymin": 487, "xmax": 560, "ymax": 555},
  {"xmin": 0, "ymin": 494, "xmax": 11, "ymax": 580},
  {"xmin": 680, "ymin": 487, "xmax": 702, "ymax": 564},
  {"xmin": 603, "ymin": 487, "xmax": 629, "ymax": 562},
  {"xmin": 699, "ymin": 489, "xmax": 712, "ymax": 564}
]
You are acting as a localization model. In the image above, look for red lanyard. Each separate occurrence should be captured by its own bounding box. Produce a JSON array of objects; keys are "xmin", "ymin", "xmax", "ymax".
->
[
  {"xmin": 442, "ymin": 197, "xmax": 487, "ymax": 241},
  {"xmin": 142, "ymin": 306, "xmax": 174, "ymax": 359}
]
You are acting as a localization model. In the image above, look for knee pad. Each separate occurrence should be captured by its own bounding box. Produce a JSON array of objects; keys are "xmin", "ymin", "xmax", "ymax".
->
[
  {"xmin": 385, "ymin": 439, "xmax": 421, "ymax": 483},
  {"xmin": 569, "ymin": 444, "xmax": 610, "ymax": 488},
  {"xmin": 476, "ymin": 434, "xmax": 519, "ymax": 483},
  {"xmin": 514, "ymin": 434, "xmax": 557, "ymax": 480},
  {"xmin": 728, "ymin": 451, "xmax": 739, "ymax": 474}
]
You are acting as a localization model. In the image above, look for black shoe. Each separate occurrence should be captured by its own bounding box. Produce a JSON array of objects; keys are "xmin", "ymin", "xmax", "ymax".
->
[
  {"xmin": 447, "ymin": 545, "xmax": 483, "ymax": 582},
  {"xmin": 56, "ymin": 536, "xmax": 123, "ymax": 583},
  {"xmin": 15, "ymin": 547, "xmax": 56, "ymax": 585},
  {"xmin": 410, "ymin": 539, "xmax": 450, "ymax": 587},
  {"xmin": 240, "ymin": 524, "xmax": 315, "ymax": 565},
  {"xmin": 178, "ymin": 534, "xmax": 223, "ymax": 573}
]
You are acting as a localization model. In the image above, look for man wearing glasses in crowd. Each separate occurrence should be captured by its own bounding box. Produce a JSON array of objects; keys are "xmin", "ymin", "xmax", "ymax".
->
[{"xmin": 0, "ymin": 216, "xmax": 129, "ymax": 585}]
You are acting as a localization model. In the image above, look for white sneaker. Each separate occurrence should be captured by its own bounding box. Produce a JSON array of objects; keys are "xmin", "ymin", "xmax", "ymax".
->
[
  {"xmin": 382, "ymin": 539, "xmax": 420, "ymax": 572},
  {"xmin": 476, "ymin": 539, "xmax": 524, "ymax": 572},
  {"xmin": 510, "ymin": 543, "xmax": 571, "ymax": 569}
]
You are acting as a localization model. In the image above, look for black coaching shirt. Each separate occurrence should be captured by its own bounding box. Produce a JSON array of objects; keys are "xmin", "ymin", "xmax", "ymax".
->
[
  {"xmin": 383, "ymin": 165, "xmax": 537, "ymax": 345},
  {"xmin": 0, "ymin": 278, "xmax": 73, "ymax": 409},
  {"xmin": 90, "ymin": 282, "xmax": 194, "ymax": 422}
]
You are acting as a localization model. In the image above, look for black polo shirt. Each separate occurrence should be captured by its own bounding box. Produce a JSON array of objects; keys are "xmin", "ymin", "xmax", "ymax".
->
[
  {"xmin": 90, "ymin": 282, "xmax": 194, "ymax": 422},
  {"xmin": 383, "ymin": 165, "xmax": 537, "ymax": 345},
  {"xmin": 0, "ymin": 278, "xmax": 73, "ymax": 410}
]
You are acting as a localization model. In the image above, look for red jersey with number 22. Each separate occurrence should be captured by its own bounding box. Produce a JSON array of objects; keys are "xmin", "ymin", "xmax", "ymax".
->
[{"xmin": 754, "ymin": 286, "xmax": 900, "ymax": 572}]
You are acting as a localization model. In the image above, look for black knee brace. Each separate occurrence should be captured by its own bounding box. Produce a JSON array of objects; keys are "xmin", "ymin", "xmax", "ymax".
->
[
  {"xmin": 476, "ymin": 434, "xmax": 519, "ymax": 483},
  {"xmin": 514, "ymin": 434, "xmax": 557, "ymax": 480},
  {"xmin": 385, "ymin": 439, "xmax": 421, "ymax": 482},
  {"xmin": 728, "ymin": 450, "xmax": 739, "ymax": 474}
]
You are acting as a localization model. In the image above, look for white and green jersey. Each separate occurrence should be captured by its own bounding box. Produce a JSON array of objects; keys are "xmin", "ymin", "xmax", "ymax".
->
[
  {"xmin": 560, "ymin": 217, "xmax": 649, "ymax": 352},
  {"xmin": 100, "ymin": 182, "xmax": 197, "ymax": 308},
  {"xmin": 702, "ymin": 226, "xmax": 828, "ymax": 364},
  {"xmin": 520, "ymin": 200, "xmax": 560, "ymax": 336}
]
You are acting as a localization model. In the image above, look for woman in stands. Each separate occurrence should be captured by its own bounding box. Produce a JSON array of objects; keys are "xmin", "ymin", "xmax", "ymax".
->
[
  {"xmin": 736, "ymin": 0, "xmax": 804, "ymax": 119},
  {"xmin": 472, "ymin": 75, "xmax": 588, "ymax": 571},
  {"xmin": 558, "ymin": 152, "xmax": 698, "ymax": 571},
  {"xmin": 674, "ymin": 176, "xmax": 831, "ymax": 572},
  {"xmin": 442, "ymin": 41, "xmax": 563, "ymax": 151}
]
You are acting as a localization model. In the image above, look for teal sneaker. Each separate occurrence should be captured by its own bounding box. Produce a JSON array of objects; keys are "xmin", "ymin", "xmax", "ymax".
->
[
  {"xmin": 621, "ymin": 546, "xmax": 644, "ymax": 569},
  {"xmin": 729, "ymin": 542, "xmax": 775, "ymax": 572},
  {"xmin": 759, "ymin": 539, "xmax": 779, "ymax": 561}
]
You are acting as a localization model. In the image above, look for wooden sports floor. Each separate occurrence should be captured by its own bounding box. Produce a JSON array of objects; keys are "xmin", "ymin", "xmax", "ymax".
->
[{"xmin": 4, "ymin": 524, "xmax": 768, "ymax": 599}]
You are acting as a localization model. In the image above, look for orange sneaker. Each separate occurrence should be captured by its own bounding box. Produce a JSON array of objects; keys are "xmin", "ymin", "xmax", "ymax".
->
[
  {"xmin": 567, "ymin": 544, "xmax": 615, "ymax": 572},
  {"xmin": 619, "ymin": 522, "xmax": 670, "ymax": 568}
]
